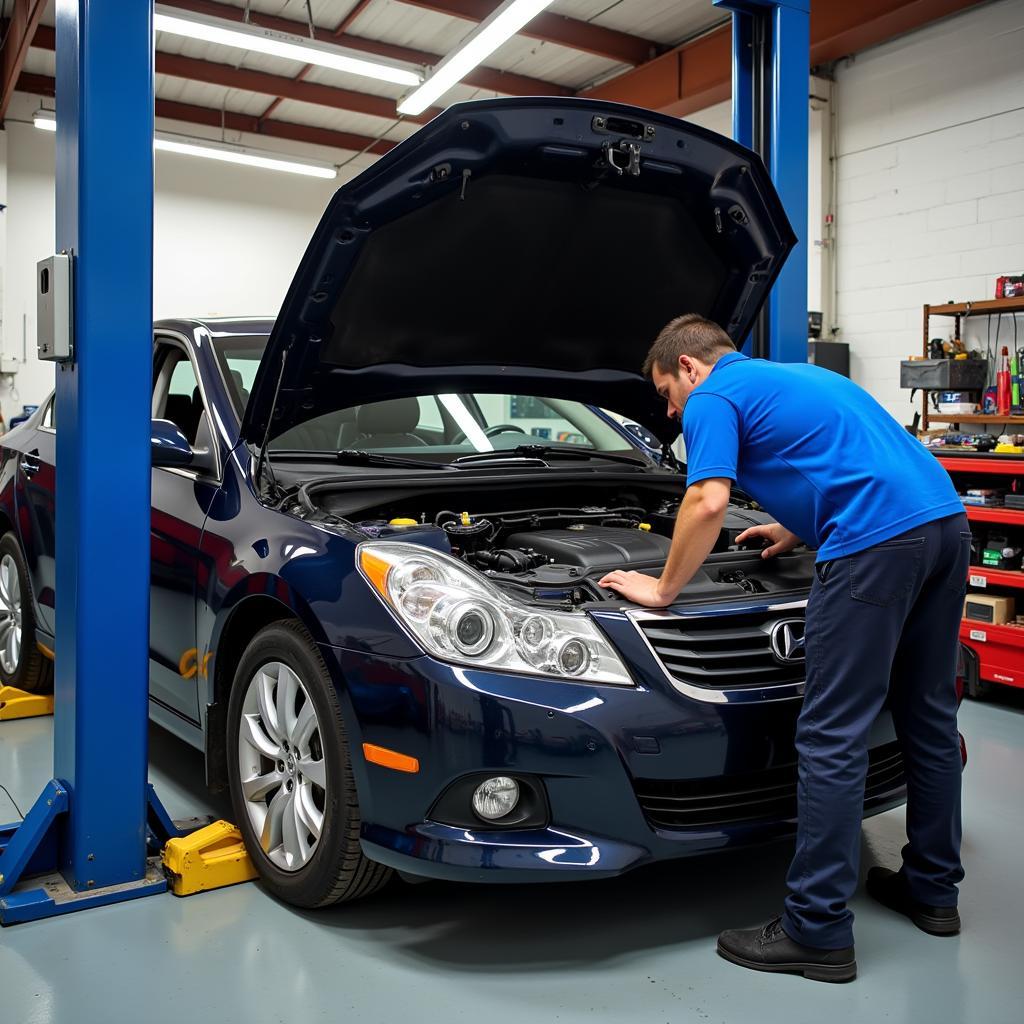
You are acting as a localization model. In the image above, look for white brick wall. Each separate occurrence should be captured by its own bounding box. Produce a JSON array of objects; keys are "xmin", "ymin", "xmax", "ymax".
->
[{"xmin": 834, "ymin": 0, "xmax": 1024, "ymax": 424}]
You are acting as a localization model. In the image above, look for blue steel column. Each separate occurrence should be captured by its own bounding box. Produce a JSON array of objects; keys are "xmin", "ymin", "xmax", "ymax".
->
[
  {"xmin": 714, "ymin": 0, "xmax": 808, "ymax": 364},
  {"xmin": 766, "ymin": 1, "xmax": 809, "ymax": 364},
  {"xmin": 53, "ymin": 0, "xmax": 154, "ymax": 889}
]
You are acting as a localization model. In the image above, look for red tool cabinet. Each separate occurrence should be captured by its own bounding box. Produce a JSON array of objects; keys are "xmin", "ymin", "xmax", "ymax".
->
[{"xmin": 936, "ymin": 453, "xmax": 1024, "ymax": 693}]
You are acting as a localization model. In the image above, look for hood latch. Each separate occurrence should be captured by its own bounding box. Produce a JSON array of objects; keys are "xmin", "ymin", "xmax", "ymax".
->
[{"xmin": 603, "ymin": 139, "xmax": 642, "ymax": 177}]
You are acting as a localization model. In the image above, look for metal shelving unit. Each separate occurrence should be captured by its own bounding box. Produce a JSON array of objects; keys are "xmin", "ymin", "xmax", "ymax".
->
[{"xmin": 921, "ymin": 295, "xmax": 1024, "ymax": 433}]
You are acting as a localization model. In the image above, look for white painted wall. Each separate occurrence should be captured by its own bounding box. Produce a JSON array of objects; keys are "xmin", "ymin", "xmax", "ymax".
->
[
  {"xmin": 6, "ymin": 0, "xmax": 1021, "ymax": 433},
  {"xmin": 833, "ymin": 0, "xmax": 1024, "ymax": 423},
  {"xmin": 0, "ymin": 102, "xmax": 341, "ymax": 425}
]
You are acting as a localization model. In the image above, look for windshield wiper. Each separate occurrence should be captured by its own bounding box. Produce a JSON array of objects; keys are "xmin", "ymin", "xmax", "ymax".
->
[{"xmin": 453, "ymin": 444, "xmax": 649, "ymax": 468}]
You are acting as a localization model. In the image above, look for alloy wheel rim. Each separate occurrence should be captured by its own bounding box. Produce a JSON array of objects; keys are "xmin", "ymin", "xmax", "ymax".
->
[
  {"xmin": 237, "ymin": 660, "xmax": 327, "ymax": 872},
  {"xmin": 0, "ymin": 554, "xmax": 23, "ymax": 676}
]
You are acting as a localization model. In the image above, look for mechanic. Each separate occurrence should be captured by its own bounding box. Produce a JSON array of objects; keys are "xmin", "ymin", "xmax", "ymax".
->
[{"xmin": 599, "ymin": 313, "xmax": 968, "ymax": 983}]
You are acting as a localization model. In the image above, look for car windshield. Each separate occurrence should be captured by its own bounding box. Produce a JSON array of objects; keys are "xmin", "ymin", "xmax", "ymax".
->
[{"xmin": 213, "ymin": 334, "xmax": 650, "ymax": 460}]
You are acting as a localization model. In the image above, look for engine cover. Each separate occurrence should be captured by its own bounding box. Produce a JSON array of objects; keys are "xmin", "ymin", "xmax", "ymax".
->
[{"xmin": 504, "ymin": 526, "xmax": 671, "ymax": 573}]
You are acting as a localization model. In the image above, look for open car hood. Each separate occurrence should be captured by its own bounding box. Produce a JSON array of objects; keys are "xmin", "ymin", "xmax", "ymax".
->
[{"xmin": 241, "ymin": 97, "xmax": 795, "ymax": 447}]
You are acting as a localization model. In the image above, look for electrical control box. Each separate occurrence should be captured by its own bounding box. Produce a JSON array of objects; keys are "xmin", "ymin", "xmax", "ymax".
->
[{"xmin": 36, "ymin": 253, "xmax": 74, "ymax": 361}]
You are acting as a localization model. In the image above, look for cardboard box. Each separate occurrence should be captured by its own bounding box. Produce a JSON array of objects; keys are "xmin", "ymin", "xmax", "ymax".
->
[{"xmin": 964, "ymin": 594, "xmax": 1015, "ymax": 625}]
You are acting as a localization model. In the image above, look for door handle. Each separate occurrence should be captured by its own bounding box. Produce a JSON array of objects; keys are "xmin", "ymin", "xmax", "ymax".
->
[{"xmin": 20, "ymin": 457, "xmax": 41, "ymax": 477}]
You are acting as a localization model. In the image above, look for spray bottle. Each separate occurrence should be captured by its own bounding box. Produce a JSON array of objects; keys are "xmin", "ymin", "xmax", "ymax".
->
[{"xmin": 997, "ymin": 346, "xmax": 1011, "ymax": 417}]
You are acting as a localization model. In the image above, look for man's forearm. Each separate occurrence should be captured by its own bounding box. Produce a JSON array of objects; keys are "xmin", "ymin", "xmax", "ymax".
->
[{"xmin": 656, "ymin": 480, "xmax": 730, "ymax": 603}]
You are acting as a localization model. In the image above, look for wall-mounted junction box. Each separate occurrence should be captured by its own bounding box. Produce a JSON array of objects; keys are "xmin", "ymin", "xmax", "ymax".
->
[
  {"xmin": 0, "ymin": 356, "xmax": 19, "ymax": 375},
  {"xmin": 37, "ymin": 253, "xmax": 74, "ymax": 362}
]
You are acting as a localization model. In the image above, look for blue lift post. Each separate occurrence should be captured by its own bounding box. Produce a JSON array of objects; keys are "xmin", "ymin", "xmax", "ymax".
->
[
  {"xmin": 0, "ymin": 1, "xmax": 174, "ymax": 924},
  {"xmin": 714, "ymin": 0, "xmax": 810, "ymax": 363}
]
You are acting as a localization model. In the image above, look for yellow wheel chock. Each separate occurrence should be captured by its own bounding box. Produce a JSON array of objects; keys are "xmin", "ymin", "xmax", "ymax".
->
[
  {"xmin": 162, "ymin": 820, "xmax": 258, "ymax": 896},
  {"xmin": 0, "ymin": 685, "xmax": 54, "ymax": 720}
]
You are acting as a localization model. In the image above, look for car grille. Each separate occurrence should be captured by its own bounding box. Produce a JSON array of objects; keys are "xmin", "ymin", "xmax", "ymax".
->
[
  {"xmin": 635, "ymin": 608, "xmax": 806, "ymax": 691},
  {"xmin": 634, "ymin": 741, "xmax": 906, "ymax": 831}
]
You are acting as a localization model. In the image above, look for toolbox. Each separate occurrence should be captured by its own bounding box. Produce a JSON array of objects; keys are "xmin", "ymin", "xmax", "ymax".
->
[{"xmin": 900, "ymin": 358, "xmax": 988, "ymax": 391}]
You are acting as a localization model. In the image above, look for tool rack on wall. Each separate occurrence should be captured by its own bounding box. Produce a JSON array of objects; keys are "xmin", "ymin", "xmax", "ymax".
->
[
  {"xmin": 921, "ymin": 295, "xmax": 1024, "ymax": 433},
  {"xmin": 937, "ymin": 451, "xmax": 1024, "ymax": 695}
]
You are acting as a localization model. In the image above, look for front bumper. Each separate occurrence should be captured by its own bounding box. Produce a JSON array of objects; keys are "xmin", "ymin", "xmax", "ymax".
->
[{"xmin": 320, "ymin": 610, "xmax": 906, "ymax": 884}]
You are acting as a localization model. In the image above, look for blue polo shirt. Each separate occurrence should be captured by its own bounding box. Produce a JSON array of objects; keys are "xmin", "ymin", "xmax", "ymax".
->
[{"xmin": 682, "ymin": 352, "xmax": 963, "ymax": 560}]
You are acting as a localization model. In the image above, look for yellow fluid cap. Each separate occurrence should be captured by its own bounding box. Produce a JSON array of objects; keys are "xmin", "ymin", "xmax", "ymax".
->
[
  {"xmin": 460, "ymin": 511, "xmax": 471, "ymax": 526},
  {"xmin": 638, "ymin": 522, "xmax": 652, "ymax": 531},
  {"xmin": 388, "ymin": 518, "xmax": 418, "ymax": 527}
]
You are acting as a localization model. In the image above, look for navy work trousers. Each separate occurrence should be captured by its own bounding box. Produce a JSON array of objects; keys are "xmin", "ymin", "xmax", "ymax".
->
[{"xmin": 781, "ymin": 513, "xmax": 969, "ymax": 949}]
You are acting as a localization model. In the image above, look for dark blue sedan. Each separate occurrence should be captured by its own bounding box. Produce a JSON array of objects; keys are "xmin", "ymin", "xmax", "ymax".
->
[{"xmin": 0, "ymin": 98, "xmax": 910, "ymax": 908}]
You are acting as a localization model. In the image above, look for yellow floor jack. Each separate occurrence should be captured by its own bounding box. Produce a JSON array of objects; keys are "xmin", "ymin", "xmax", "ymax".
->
[{"xmin": 0, "ymin": 685, "xmax": 54, "ymax": 721}]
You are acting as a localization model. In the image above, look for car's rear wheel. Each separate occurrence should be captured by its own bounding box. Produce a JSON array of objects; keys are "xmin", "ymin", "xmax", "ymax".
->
[
  {"xmin": 226, "ymin": 619, "xmax": 391, "ymax": 907},
  {"xmin": 0, "ymin": 532, "xmax": 53, "ymax": 695}
]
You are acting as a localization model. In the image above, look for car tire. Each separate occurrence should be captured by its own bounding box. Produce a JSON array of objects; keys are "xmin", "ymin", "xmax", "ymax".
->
[
  {"xmin": 226, "ymin": 618, "xmax": 391, "ymax": 907},
  {"xmin": 0, "ymin": 531, "xmax": 53, "ymax": 695}
]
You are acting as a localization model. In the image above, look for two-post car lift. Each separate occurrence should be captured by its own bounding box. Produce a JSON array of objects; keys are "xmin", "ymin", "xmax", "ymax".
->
[{"xmin": 0, "ymin": 0, "xmax": 809, "ymax": 925}]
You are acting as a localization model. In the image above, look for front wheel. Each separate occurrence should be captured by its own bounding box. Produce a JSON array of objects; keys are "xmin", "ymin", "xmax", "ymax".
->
[
  {"xmin": 0, "ymin": 532, "xmax": 53, "ymax": 694},
  {"xmin": 226, "ymin": 619, "xmax": 391, "ymax": 907}
]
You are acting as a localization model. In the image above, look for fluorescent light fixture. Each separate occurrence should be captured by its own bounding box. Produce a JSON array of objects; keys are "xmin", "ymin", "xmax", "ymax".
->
[
  {"xmin": 153, "ymin": 4, "xmax": 422, "ymax": 87},
  {"xmin": 398, "ymin": 0, "xmax": 555, "ymax": 116},
  {"xmin": 33, "ymin": 112, "xmax": 336, "ymax": 178},
  {"xmin": 155, "ymin": 134, "xmax": 337, "ymax": 178}
]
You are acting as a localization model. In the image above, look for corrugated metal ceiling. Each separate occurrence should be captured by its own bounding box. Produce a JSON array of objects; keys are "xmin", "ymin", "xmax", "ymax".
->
[{"xmin": 20, "ymin": 0, "xmax": 726, "ymax": 163}]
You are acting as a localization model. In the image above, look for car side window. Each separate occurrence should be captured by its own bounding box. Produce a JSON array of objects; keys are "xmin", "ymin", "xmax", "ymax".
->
[
  {"xmin": 156, "ymin": 352, "xmax": 204, "ymax": 445},
  {"xmin": 42, "ymin": 396, "xmax": 56, "ymax": 430}
]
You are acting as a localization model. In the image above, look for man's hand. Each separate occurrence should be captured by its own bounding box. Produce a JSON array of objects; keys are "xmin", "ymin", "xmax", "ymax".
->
[
  {"xmin": 735, "ymin": 522, "xmax": 801, "ymax": 558},
  {"xmin": 598, "ymin": 570, "xmax": 671, "ymax": 607}
]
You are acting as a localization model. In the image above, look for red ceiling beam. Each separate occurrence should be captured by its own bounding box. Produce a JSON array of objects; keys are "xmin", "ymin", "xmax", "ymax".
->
[
  {"xmin": 157, "ymin": 0, "xmax": 570, "ymax": 97},
  {"xmin": 31, "ymin": 24, "xmax": 439, "ymax": 125},
  {"xmin": 582, "ymin": 25, "xmax": 730, "ymax": 119},
  {"xmin": 582, "ymin": 0, "xmax": 986, "ymax": 115},
  {"xmin": 16, "ymin": 73, "xmax": 397, "ymax": 156},
  {"xmin": 396, "ymin": 0, "xmax": 659, "ymax": 65},
  {"xmin": 809, "ymin": 0, "xmax": 988, "ymax": 65},
  {"xmin": 1, "ymin": 0, "xmax": 46, "ymax": 122}
]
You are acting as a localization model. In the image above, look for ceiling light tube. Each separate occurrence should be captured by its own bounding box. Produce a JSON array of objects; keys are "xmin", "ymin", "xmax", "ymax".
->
[
  {"xmin": 155, "ymin": 134, "xmax": 337, "ymax": 178},
  {"xmin": 153, "ymin": 4, "xmax": 422, "ymax": 87},
  {"xmin": 33, "ymin": 113, "xmax": 336, "ymax": 178},
  {"xmin": 397, "ymin": 0, "xmax": 555, "ymax": 116}
]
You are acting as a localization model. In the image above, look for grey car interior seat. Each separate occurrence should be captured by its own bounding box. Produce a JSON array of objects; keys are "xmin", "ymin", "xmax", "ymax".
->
[{"xmin": 352, "ymin": 398, "xmax": 427, "ymax": 448}]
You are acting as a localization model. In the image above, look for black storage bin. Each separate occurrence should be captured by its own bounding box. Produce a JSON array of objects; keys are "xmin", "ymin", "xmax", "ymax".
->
[{"xmin": 900, "ymin": 359, "xmax": 988, "ymax": 390}]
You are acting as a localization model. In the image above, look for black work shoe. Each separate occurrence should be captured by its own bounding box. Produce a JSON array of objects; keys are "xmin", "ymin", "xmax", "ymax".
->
[
  {"xmin": 866, "ymin": 867, "xmax": 961, "ymax": 936},
  {"xmin": 716, "ymin": 916, "xmax": 857, "ymax": 983}
]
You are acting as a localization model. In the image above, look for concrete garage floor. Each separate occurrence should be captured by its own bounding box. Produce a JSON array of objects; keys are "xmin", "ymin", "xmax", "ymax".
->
[{"xmin": 2, "ymin": 697, "xmax": 1023, "ymax": 1024}]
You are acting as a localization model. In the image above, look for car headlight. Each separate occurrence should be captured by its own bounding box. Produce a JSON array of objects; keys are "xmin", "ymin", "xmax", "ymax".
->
[{"xmin": 359, "ymin": 542, "xmax": 633, "ymax": 686}]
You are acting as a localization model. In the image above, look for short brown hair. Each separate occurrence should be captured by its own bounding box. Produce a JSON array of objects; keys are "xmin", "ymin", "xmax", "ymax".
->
[{"xmin": 642, "ymin": 314, "xmax": 736, "ymax": 377}]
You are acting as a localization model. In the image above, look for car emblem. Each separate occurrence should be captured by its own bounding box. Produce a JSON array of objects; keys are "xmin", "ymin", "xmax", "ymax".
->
[{"xmin": 769, "ymin": 619, "xmax": 806, "ymax": 664}]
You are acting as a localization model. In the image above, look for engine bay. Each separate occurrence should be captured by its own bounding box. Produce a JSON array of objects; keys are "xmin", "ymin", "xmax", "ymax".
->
[{"xmin": 296, "ymin": 477, "xmax": 816, "ymax": 607}]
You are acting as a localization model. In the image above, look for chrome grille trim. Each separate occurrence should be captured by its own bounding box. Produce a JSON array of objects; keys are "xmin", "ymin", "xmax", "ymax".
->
[{"xmin": 627, "ymin": 599, "xmax": 809, "ymax": 705}]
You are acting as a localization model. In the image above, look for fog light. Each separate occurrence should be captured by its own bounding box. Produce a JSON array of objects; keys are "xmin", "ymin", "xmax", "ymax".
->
[{"xmin": 471, "ymin": 776, "xmax": 520, "ymax": 821}]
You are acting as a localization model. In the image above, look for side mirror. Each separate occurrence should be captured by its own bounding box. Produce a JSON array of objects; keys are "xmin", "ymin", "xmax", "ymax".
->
[{"xmin": 151, "ymin": 418, "xmax": 193, "ymax": 468}]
